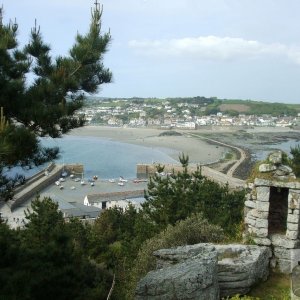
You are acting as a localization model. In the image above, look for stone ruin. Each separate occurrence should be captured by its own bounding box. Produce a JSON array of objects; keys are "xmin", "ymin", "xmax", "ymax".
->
[
  {"xmin": 135, "ymin": 150, "xmax": 299, "ymax": 299},
  {"xmin": 244, "ymin": 150, "xmax": 300, "ymax": 273},
  {"xmin": 135, "ymin": 243, "xmax": 271, "ymax": 299}
]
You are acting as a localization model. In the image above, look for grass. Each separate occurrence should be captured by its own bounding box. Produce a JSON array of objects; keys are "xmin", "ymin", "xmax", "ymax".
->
[
  {"xmin": 247, "ymin": 271, "xmax": 291, "ymax": 300},
  {"xmin": 247, "ymin": 160, "xmax": 300, "ymax": 184}
]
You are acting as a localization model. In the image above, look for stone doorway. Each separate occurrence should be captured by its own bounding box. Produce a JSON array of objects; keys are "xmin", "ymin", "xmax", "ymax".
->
[{"xmin": 268, "ymin": 186, "xmax": 289, "ymax": 234}]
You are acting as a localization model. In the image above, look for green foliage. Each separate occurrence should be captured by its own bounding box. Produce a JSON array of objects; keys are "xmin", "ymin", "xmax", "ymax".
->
[
  {"xmin": 0, "ymin": 197, "xmax": 111, "ymax": 300},
  {"xmin": 143, "ymin": 161, "xmax": 245, "ymax": 236},
  {"xmin": 90, "ymin": 205, "xmax": 158, "ymax": 299},
  {"xmin": 247, "ymin": 271, "xmax": 291, "ymax": 300},
  {"xmin": 290, "ymin": 144, "xmax": 300, "ymax": 177},
  {"xmin": 215, "ymin": 99, "xmax": 300, "ymax": 116},
  {"xmin": 126, "ymin": 213, "xmax": 225, "ymax": 299},
  {"xmin": 0, "ymin": 3, "xmax": 111, "ymax": 200}
]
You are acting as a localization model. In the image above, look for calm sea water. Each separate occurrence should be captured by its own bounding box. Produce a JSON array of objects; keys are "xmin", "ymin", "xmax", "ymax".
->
[
  {"xmin": 5, "ymin": 135, "xmax": 299, "ymax": 180},
  {"xmin": 252, "ymin": 139, "xmax": 300, "ymax": 161},
  {"xmin": 8, "ymin": 135, "xmax": 177, "ymax": 179}
]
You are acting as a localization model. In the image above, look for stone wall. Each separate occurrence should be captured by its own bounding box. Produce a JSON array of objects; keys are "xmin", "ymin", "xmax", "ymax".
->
[
  {"xmin": 8, "ymin": 165, "xmax": 64, "ymax": 211},
  {"xmin": 244, "ymin": 150, "xmax": 300, "ymax": 273}
]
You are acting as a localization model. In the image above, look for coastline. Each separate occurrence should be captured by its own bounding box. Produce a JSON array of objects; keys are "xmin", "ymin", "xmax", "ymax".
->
[
  {"xmin": 68, "ymin": 126, "xmax": 228, "ymax": 165},
  {"xmin": 68, "ymin": 125, "xmax": 300, "ymax": 179}
]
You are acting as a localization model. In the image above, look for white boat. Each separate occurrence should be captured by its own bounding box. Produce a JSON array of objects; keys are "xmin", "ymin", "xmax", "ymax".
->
[
  {"xmin": 118, "ymin": 182, "xmax": 124, "ymax": 186},
  {"xmin": 55, "ymin": 181, "xmax": 60, "ymax": 186},
  {"xmin": 70, "ymin": 174, "xmax": 75, "ymax": 179},
  {"xmin": 119, "ymin": 176, "xmax": 128, "ymax": 183},
  {"xmin": 81, "ymin": 180, "xmax": 85, "ymax": 185},
  {"xmin": 59, "ymin": 185, "xmax": 64, "ymax": 190},
  {"xmin": 109, "ymin": 179, "xmax": 116, "ymax": 183},
  {"xmin": 90, "ymin": 182, "xmax": 95, "ymax": 186},
  {"xmin": 59, "ymin": 177, "xmax": 65, "ymax": 182},
  {"xmin": 61, "ymin": 171, "xmax": 68, "ymax": 177},
  {"xmin": 70, "ymin": 186, "xmax": 76, "ymax": 190},
  {"xmin": 74, "ymin": 178, "xmax": 80, "ymax": 182}
]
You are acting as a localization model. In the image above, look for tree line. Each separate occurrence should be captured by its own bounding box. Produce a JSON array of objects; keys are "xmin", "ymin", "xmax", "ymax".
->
[{"xmin": 0, "ymin": 155, "xmax": 246, "ymax": 299}]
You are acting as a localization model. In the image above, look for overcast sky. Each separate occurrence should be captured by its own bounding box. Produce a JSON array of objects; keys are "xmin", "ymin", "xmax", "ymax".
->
[{"xmin": 2, "ymin": 0, "xmax": 300, "ymax": 103}]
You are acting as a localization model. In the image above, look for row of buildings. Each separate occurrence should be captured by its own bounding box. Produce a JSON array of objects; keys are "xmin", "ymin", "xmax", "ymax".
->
[{"xmin": 78, "ymin": 99, "xmax": 300, "ymax": 129}]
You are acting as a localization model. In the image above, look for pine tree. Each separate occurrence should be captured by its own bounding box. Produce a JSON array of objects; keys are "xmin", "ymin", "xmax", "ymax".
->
[
  {"xmin": 143, "ymin": 156, "xmax": 245, "ymax": 236},
  {"xmin": 290, "ymin": 144, "xmax": 300, "ymax": 177},
  {"xmin": 0, "ymin": 3, "xmax": 112, "ymax": 200}
]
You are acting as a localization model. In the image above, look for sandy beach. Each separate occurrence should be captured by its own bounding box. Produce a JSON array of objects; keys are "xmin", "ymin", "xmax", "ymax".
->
[
  {"xmin": 68, "ymin": 126, "xmax": 228, "ymax": 165},
  {"xmin": 68, "ymin": 125, "xmax": 300, "ymax": 178}
]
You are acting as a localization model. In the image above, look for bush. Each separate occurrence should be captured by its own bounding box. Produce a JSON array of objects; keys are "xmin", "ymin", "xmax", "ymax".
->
[{"xmin": 126, "ymin": 213, "xmax": 225, "ymax": 299}]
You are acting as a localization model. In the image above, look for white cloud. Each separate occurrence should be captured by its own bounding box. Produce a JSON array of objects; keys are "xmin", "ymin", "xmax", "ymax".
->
[{"xmin": 128, "ymin": 36, "xmax": 300, "ymax": 64}]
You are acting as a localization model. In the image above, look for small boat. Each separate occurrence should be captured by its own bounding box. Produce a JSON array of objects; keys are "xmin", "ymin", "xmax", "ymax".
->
[
  {"xmin": 70, "ymin": 186, "xmax": 76, "ymax": 190},
  {"xmin": 81, "ymin": 180, "xmax": 85, "ymax": 185},
  {"xmin": 74, "ymin": 178, "xmax": 80, "ymax": 182},
  {"xmin": 61, "ymin": 171, "xmax": 68, "ymax": 177},
  {"xmin": 93, "ymin": 175, "xmax": 98, "ymax": 180},
  {"xmin": 59, "ymin": 177, "xmax": 65, "ymax": 182},
  {"xmin": 118, "ymin": 182, "xmax": 124, "ymax": 186},
  {"xmin": 59, "ymin": 185, "xmax": 64, "ymax": 190},
  {"xmin": 70, "ymin": 174, "xmax": 75, "ymax": 179},
  {"xmin": 55, "ymin": 181, "xmax": 60, "ymax": 186},
  {"xmin": 119, "ymin": 176, "xmax": 128, "ymax": 183},
  {"xmin": 90, "ymin": 182, "xmax": 95, "ymax": 187},
  {"xmin": 108, "ymin": 179, "xmax": 116, "ymax": 183}
]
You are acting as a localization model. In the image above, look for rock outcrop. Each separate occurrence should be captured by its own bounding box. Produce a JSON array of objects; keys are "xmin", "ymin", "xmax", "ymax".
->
[
  {"xmin": 257, "ymin": 150, "xmax": 296, "ymax": 180},
  {"xmin": 216, "ymin": 244, "xmax": 272, "ymax": 298},
  {"xmin": 135, "ymin": 244, "xmax": 219, "ymax": 300},
  {"xmin": 135, "ymin": 243, "xmax": 271, "ymax": 299}
]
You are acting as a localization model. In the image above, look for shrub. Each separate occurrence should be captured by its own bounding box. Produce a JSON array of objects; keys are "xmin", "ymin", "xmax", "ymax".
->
[{"xmin": 126, "ymin": 213, "xmax": 225, "ymax": 299}]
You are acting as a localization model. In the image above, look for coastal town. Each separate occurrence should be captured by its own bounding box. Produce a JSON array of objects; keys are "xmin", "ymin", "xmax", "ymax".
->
[{"xmin": 78, "ymin": 97, "xmax": 300, "ymax": 129}]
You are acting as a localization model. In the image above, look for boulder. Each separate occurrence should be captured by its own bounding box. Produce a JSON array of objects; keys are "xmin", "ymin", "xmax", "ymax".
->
[
  {"xmin": 135, "ymin": 244, "xmax": 219, "ymax": 300},
  {"xmin": 216, "ymin": 244, "xmax": 272, "ymax": 298},
  {"xmin": 259, "ymin": 163, "xmax": 276, "ymax": 173},
  {"xmin": 278, "ymin": 165, "xmax": 293, "ymax": 175},
  {"xmin": 136, "ymin": 244, "xmax": 272, "ymax": 300},
  {"xmin": 268, "ymin": 151, "xmax": 282, "ymax": 165}
]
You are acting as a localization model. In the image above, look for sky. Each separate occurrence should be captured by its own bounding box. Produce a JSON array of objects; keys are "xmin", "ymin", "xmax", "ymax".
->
[{"xmin": 2, "ymin": 0, "xmax": 300, "ymax": 103}]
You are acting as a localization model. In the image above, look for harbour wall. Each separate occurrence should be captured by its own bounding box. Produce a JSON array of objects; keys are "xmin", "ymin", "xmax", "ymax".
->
[
  {"xmin": 136, "ymin": 163, "xmax": 245, "ymax": 189},
  {"xmin": 137, "ymin": 163, "xmax": 199, "ymax": 178},
  {"xmin": 86, "ymin": 190, "xmax": 145, "ymax": 202},
  {"xmin": 8, "ymin": 163, "xmax": 84, "ymax": 211}
]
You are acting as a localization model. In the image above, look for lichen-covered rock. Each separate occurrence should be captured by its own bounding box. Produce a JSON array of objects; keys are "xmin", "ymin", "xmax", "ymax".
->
[
  {"xmin": 216, "ymin": 244, "xmax": 272, "ymax": 298},
  {"xmin": 268, "ymin": 151, "xmax": 282, "ymax": 165},
  {"xmin": 135, "ymin": 244, "xmax": 219, "ymax": 300},
  {"xmin": 259, "ymin": 163, "xmax": 277, "ymax": 173},
  {"xmin": 271, "ymin": 234, "xmax": 300, "ymax": 249},
  {"xmin": 135, "ymin": 244, "xmax": 272, "ymax": 300}
]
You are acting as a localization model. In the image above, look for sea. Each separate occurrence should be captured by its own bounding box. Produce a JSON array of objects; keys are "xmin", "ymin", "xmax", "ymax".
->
[
  {"xmin": 4, "ymin": 135, "xmax": 177, "ymax": 180},
  {"xmin": 4, "ymin": 134, "xmax": 300, "ymax": 180},
  {"xmin": 251, "ymin": 139, "xmax": 300, "ymax": 161}
]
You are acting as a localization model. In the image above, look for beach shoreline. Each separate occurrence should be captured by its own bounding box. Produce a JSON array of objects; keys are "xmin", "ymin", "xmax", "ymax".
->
[
  {"xmin": 68, "ymin": 126, "xmax": 229, "ymax": 165},
  {"xmin": 68, "ymin": 125, "xmax": 300, "ymax": 179}
]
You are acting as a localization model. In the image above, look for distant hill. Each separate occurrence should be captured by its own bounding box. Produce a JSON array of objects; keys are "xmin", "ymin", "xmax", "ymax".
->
[
  {"xmin": 85, "ymin": 96, "xmax": 300, "ymax": 116},
  {"xmin": 208, "ymin": 99, "xmax": 300, "ymax": 116}
]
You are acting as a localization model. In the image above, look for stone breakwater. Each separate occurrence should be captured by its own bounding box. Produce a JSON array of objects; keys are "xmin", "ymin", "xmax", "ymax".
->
[
  {"xmin": 137, "ymin": 163, "xmax": 245, "ymax": 189},
  {"xmin": 7, "ymin": 164, "xmax": 84, "ymax": 211}
]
